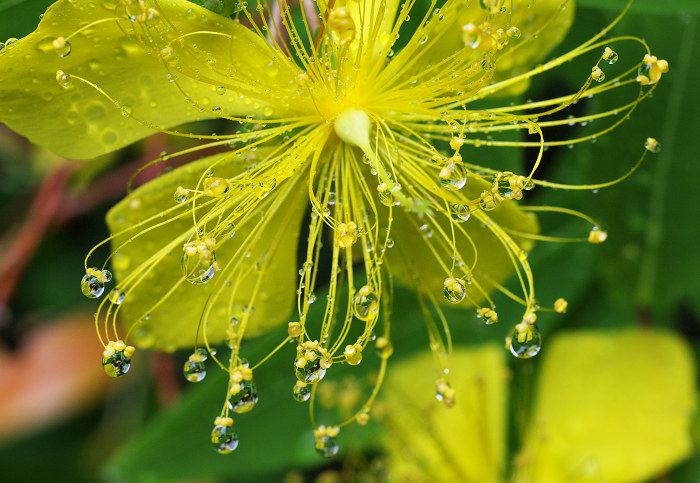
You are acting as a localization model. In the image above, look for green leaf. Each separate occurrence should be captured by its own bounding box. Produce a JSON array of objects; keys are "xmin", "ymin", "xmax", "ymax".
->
[{"xmin": 0, "ymin": 0, "xmax": 53, "ymax": 38}]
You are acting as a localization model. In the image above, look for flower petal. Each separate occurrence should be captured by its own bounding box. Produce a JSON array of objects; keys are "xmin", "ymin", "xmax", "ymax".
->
[
  {"xmin": 379, "ymin": 345, "xmax": 507, "ymax": 481},
  {"xmin": 105, "ymin": 151, "xmax": 307, "ymax": 351},
  {"xmin": 390, "ymin": 0, "xmax": 574, "ymax": 94},
  {"xmin": 318, "ymin": 0, "xmax": 400, "ymax": 58},
  {"xmin": 386, "ymin": 178, "xmax": 538, "ymax": 308},
  {"xmin": 515, "ymin": 329, "xmax": 696, "ymax": 483},
  {"xmin": 0, "ymin": 0, "xmax": 298, "ymax": 160}
]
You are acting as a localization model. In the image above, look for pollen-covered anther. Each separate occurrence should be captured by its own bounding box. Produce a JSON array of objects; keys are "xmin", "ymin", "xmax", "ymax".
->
[
  {"xmin": 479, "ymin": 190, "xmax": 499, "ymax": 211},
  {"xmin": 450, "ymin": 137, "xmax": 464, "ymax": 151},
  {"xmin": 591, "ymin": 66, "xmax": 605, "ymax": 83},
  {"xmin": 645, "ymin": 137, "xmax": 661, "ymax": 153},
  {"xmin": 313, "ymin": 425, "xmax": 340, "ymax": 458},
  {"xmin": 588, "ymin": 227, "xmax": 608, "ymax": 244},
  {"xmin": 476, "ymin": 307, "xmax": 498, "ymax": 325},
  {"xmin": 335, "ymin": 221, "xmax": 358, "ymax": 247},
  {"xmin": 637, "ymin": 54, "xmax": 669, "ymax": 85},
  {"xmin": 375, "ymin": 336, "xmax": 393, "ymax": 359},
  {"xmin": 344, "ymin": 344, "xmax": 363, "ymax": 365},
  {"xmin": 603, "ymin": 46, "xmax": 619, "ymax": 64},
  {"xmin": 214, "ymin": 416, "xmax": 234, "ymax": 427},
  {"xmin": 288, "ymin": 322, "xmax": 303, "ymax": 338},
  {"xmin": 554, "ymin": 298, "xmax": 568, "ymax": 313},
  {"xmin": 443, "ymin": 277, "xmax": 467, "ymax": 304},
  {"xmin": 102, "ymin": 340, "xmax": 135, "ymax": 378},
  {"xmin": 327, "ymin": 7, "xmax": 356, "ymax": 45},
  {"xmin": 435, "ymin": 378, "xmax": 456, "ymax": 408}
]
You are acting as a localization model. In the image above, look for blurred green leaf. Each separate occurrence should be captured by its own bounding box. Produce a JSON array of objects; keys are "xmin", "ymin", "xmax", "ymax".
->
[{"xmin": 0, "ymin": 0, "xmax": 53, "ymax": 38}]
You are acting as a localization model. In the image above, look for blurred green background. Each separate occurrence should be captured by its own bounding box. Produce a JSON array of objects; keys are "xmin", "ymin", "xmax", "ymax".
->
[{"xmin": 1, "ymin": 0, "xmax": 699, "ymax": 481}]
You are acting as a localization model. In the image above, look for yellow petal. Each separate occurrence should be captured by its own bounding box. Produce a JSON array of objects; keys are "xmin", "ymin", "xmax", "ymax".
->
[
  {"xmin": 388, "ymin": 0, "xmax": 574, "ymax": 95},
  {"xmin": 318, "ymin": 0, "xmax": 400, "ymax": 58},
  {"xmin": 379, "ymin": 345, "xmax": 507, "ymax": 481},
  {"xmin": 386, "ymin": 177, "xmax": 538, "ymax": 307},
  {"xmin": 515, "ymin": 329, "xmax": 696, "ymax": 483},
  {"xmin": 0, "ymin": 0, "xmax": 300, "ymax": 160},
  {"xmin": 106, "ymin": 150, "xmax": 307, "ymax": 351}
]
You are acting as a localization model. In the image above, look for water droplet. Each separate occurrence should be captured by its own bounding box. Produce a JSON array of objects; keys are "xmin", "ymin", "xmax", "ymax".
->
[
  {"xmin": 203, "ymin": 177, "xmax": 230, "ymax": 197},
  {"xmin": 508, "ymin": 323, "xmax": 542, "ymax": 358},
  {"xmin": 102, "ymin": 341, "xmax": 133, "ymax": 377},
  {"xmin": 443, "ymin": 278, "xmax": 466, "ymax": 304},
  {"xmin": 108, "ymin": 288, "xmax": 125, "ymax": 305},
  {"xmin": 352, "ymin": 286, "xmax": 378, "ymax": 321},
  {"xmin": 229, "ymin": 379, "xmax": 258, "ymax": 413},
  {"xmin": 507, "ymin": 26, "xmax": 521, "ymax": 39},
  {"xmin": 449, "ymin": 203, "xmax": 471, "ymax": 222},
  {"xmin": 591, "ymin": 66, "xmax": 605, "ymax": 82},
  {"xmin": 52, "ymin": 37, "xmax": 71, "ymax": 57},
  {"xmin": 183, "ymin": 353, "xmax": 206, "ymax": 382},
  {"xmin": 438, "ymin": 161, "xmax": 467, "ymax": 190},
  {"xmin": 314, "ymin": 426, "xmax": 339, "ymax": 458},
  {"xmin": 55, "ymin": 69, "xmax": 71, "ymax": 89},
  {"xmin": 293, "ymin": 381, "xmax": 311, "ymax": 402},
  {"xmin": 211, "ymin": 419, "xmax": 238, "ymax": 454},
  {"xmin": 81, "ymin": 269, "xmax": 105, "ymax": 298},
  {"xmin": 295, "ymin": 342, "xmax": 331, "ymax": 383},
  {"xmin": 603, "ymin": 47, "xmax": 618, "ymax": 64},
  {"xmin": 173, "ymin": 186, "xmax": 189, "ymax": 203}
]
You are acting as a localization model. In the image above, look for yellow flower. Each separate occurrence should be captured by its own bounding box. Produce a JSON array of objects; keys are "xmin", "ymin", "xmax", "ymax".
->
[
  {"xmin": 0, "ymin": 0, "xmax": 667, "ymax": 455},
  {"xmin": 378, "ymin": 329, "xmax": 696, "ymax": 482}
]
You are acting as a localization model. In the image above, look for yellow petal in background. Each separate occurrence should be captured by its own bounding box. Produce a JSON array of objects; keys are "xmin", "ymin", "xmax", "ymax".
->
[
  {"xmin": 105, "ymin": 151, "xmax": 307, "ymax": 351},
  {"xmin": 379, "ymin": 345, "xmax": 507, "ymax": 482},
  {"xmin": 0, "ymin": 0, "xmax": 298, "ymax": 160},
  {"xmin": 515, "ymin": 329, "xmax": 696, "ymax": 483},
  {"xmin": 386, "ymin": 177, "xmax": 538, "ymax": 308}
]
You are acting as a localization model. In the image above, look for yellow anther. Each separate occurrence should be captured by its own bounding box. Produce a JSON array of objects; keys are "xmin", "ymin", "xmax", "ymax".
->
[
  {"xmin": 230, "ymin": 383, "xmax": 242, "ymax": 395},
  {"xmin": 451, "ymin": 153, "xmax": 463, "ymax": 164},
  {"xmin": 477, "ymin": 307, "xmax": 498, "ymax": 324},
  {"xmin": 461, "ymin": 23, "xmax": 480, "ymax": 48},
  {"xmin": 591, "ymin": 66, "xmax": 605, "ymax": 82},
  {"xmin": 554, "ymin": 298, "xmax": 568, "ymax": 313},
  {"xmin": 288, "ymin": 322, "xmax": 302, "ymax": 338},
  {"xmin": 320, "ymin": 354, "xmax": 333, "ymax": 370},
  {"xmin": 641, "ymin": 54, "xmax": 669, "ymax": 84},
  {"xmin": 335, "ymin": 221, "xmax": 358, "ymax": 247},
  {"xmin": 588, "ymin": 228, "xmax": 608, "ymax": 244},
  {"xmin": 443, "ymin": 277, "xmax": 465, "ymax": 294},
  {"xmin": 636, "ymin": 74, "xmax": 650, "ymax": 86},
  {"xmin": 644, "ymin": 137, "xmax": 661, "ymax": 153},
  {"xmin": 183, "ymin": 242, "xmax": 197, "ymax": 257},
  {"xmin": 328, "ymin": 7, "xmax": 356, "ymax": 45},
  {"xmin": 230, "ymin": 371, "xmax": 243, "ymax": 383},
  {"xmin": 439, "ymin": 166, "xmax": 452, "ymax": 179},
  {"xmin": 450, "ymin": 137, "xmax": 464, "ymax": 151},
  {"xmin": 504, "ymin": 336, "xmax": 512, "ymax": 350},
  {"xmin": 189, "ymin": 352, "xmax": 206, "ymax": 362},
  {"xmin": 344, "ymin": 344, "xmax": 363, "ymax": 365},
  {"xmin": 515, "ymin": 322, "xmax": 533, "ymax": 343},
  {"xmin": 123, "ymin": 345, "xmax": 135, "ymax": 358},
  {"xmin": 114, "ymin": 340, "xmax": 126, "ymax": 351},
  {"xmin": 215, "ymin": 416, "xmax": 234, "ymax": 427},
  {"xmin": 52, "ymin": 36, "xmax": 67, "ymax": 50},
  {"xmin": 356, "ymin": 411, "xmax": 370, "ymax": 425}
]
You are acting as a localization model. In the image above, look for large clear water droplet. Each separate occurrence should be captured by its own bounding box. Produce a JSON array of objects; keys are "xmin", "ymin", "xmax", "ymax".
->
[
  {"xmin": 211, "ymin": 422, "xmax": 238, "ymax": 454},
  {"xmin": 508, "ymin": 323, "xmax": 542, "ymax": 358},
  {"xmin": 229, "ymin": 379, "xmax": 258, "ymax": 413}
]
